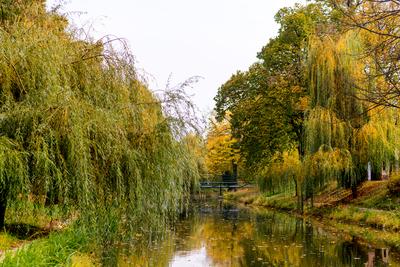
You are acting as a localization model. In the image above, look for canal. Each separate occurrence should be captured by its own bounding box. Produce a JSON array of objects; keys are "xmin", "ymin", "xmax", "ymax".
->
[{"xmin": 119, "ymin": 199, "xmax": 399, "ymax": 266}]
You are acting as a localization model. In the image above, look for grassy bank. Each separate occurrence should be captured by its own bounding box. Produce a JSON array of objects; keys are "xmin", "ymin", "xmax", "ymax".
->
[
  {"xmin": 0, "ymin": 201, "xmax": 69, "ymax": 253},
  {"xmin": 0, "ymin": 201, "xmax": 98, "ymax": 266},
  {"xmin": 225, "ymin": 181, "xmax": 400, "ymax": 249},
  {"xmin": 1, "ymin": 227, "xmax": 95, "ymax": 266}
]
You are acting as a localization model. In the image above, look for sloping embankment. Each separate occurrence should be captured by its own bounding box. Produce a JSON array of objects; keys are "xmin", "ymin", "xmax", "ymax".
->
[{"xmin": 225, "ymin": 181, "xmax": 400, "ymax": 249}]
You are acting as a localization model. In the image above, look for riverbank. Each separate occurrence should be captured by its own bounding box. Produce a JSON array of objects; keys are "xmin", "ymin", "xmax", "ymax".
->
[
  {"xmin": 0, "ymin": 202, "xmax": 97, "ymax": 266},
  {"xmin": 2, "ymin": 192, "xmax": 399, "ymax": 266},
  {"xmin": 225, "ymin": 181, "xmax": 400, "ymax": 250}
]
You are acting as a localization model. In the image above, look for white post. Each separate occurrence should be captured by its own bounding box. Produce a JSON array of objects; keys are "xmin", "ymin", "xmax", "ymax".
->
[{"xmin": 367, "ymin": 162, "xmax": 372, "ymax": 181}]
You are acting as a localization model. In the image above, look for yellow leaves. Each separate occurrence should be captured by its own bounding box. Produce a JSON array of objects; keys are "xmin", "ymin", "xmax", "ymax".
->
[
  {"xmin": 308, "ymin": 31, "xmax": 366, "ymax": 110},
  {"xmin": 205, "ymin": 118, "xmax": 240, "ymax": 177},
  {"xmin": 70, "ymin": 253, "xmax": 97, "ymax": 267},
  {"xmin": 355, "ymin": 109, "xmax": 400, "ymax": 164},
  {"xmin": 183, "ymin": 134, "xmax": 205, "ymax": 159},
  {"xmin": 307, "ymin": 147, "xmax": 352, "ymax": 176},
  {"xmin": 296, "ymin": 96, "xmax": 309, "ymax": 111},
  {"xmin": 270, "ymin": 149, "xmax": 302, "ymax": 177},
  {"xmin": 192, "ymin": 219, "xmax": 251, "ymax": 264},
  {"xmin": 259, "ymin": 149, "xmax": 301, "ymax": 193}
]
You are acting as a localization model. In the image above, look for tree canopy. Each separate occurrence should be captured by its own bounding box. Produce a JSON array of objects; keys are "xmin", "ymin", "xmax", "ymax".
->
[
  {"xmin": 329, "ymin": 0, "xmax": 400, "ymax": 108},
  {"xmin": 213, "ymin": 1, "xmax": 400, "ymax": 211},
  {"xmin": 0, "ymin": 0, "xmax": 200, "ymax": 242}
]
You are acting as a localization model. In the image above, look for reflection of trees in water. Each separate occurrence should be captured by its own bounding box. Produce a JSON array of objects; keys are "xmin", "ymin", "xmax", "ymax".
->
[
  {"xmin": 338, "ymin": 240, "xmax": 390, "ymax": 267},
  {"xmin": 338, "ymin": 239, "xmax": 368, "ymax": 266},
  {"xmin": 168, "ymin": 201, "xmax": 254, "ymax": 266},
  {"xmin": 129, "ymin": 202, "xmax": 396, "ymax": 266},
  {"xmin": 117, "ymin": 235, "xmax": 175, "ymax": 266},
  {"xmin": 253, "ymin": 212, "xmax": 302, "ymax": 241},
  {"xmin": 197, "ymin": 218, "xmax": 251, "ymax": 266},
  {"xmin": 241, "ymin": 211, "xmax": 393, "ymax": 267},
  {"xmin": 220, "ymin": 201, "xmax": 240, "ymax": 221}
]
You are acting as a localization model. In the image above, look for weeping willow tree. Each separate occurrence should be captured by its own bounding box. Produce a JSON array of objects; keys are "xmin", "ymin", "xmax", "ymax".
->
[
  {"xmin": 259, "ymin": 31, "xmax": 400, "ymax": 211},
  {"xmin": 259, "ymin": 33, "xmax": 364, "ymax": 198},
  {"xmin": 302, "ymin": 32, "xmax": 367, "ymax": 202},
  {"xmin": 302, "ymin": 31, "xmax": 400, "ymax": 204},
  {"xmin": 0, "ymin": 0, "xmax": 200, "ymax": 241}
]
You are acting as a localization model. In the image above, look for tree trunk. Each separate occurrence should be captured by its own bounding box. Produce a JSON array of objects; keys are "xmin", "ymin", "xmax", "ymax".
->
[
  {"xmin": 371, "ymin": 163, "xmax": 381, "ymax": 180},
  {"xmin": 0, "ymin": 196, "xmax": 7, "ymax": 230},
  {"xmin": 351, "ymin": 184, "xmax": 358, "ymax": 199},
  {"xmin": 232, "ymin": 161, "xmax": 238, "ymax": 180},
  {"xmin": 298, "ymin": 190, "xmax": 304, "ymax": 214}
]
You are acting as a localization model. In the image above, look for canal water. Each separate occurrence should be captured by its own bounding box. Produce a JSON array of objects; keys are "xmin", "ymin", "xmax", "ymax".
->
[{"xmin": 121, "ymin": 199, "xmax": 400, "ymax": 266}]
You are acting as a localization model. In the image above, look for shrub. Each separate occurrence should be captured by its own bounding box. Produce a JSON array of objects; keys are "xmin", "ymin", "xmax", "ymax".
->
[{"xmin": 387, "ymin": 173, "xmax": 400, "ymax": 196}]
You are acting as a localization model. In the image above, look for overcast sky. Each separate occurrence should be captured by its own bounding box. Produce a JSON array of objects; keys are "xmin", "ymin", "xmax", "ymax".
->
[{"xmin": 47, "ymin": 0, "xmax": 306, "ymax": 116}]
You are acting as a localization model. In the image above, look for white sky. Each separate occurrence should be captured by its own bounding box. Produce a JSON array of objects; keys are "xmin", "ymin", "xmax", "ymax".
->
[{"xmin": 46, "ymin": 0, "xmax": 307, "ymax": 116}]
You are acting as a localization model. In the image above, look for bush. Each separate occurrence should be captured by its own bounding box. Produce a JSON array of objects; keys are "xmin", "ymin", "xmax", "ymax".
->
[{"xmin": 387, "ymin": 173, "xmax": 400, "ymax": 196}]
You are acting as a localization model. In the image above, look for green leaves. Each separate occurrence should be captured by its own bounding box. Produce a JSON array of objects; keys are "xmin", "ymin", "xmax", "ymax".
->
[
  {"xmin": 214, "ymin": 4, "xmax": 328, "ymax": 171},
  {"xmin": 0, "ymin": 1, "xmax": 201, "ymax": 251},
  {"xmin": 213, "ymin": 1, "xmax": 400, "ymax": 210}
]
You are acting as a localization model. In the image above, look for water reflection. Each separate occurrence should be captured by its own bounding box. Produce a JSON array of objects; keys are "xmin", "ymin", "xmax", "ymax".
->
[
  {"xmin": 121, "ymin": 199, "xmax": 400, "ymax": 266},
  {"xmin": 170, "ymin": 247, "xmax": 212, "ymax": 266}
]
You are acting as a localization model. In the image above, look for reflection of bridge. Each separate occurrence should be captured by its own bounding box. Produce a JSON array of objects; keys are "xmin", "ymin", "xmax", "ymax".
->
[
  {"xmin": 199, "ymin": 181, "xmax": 253, "ymax": 195},
  {"xmin": 200, "ymin": 181, "xmax": 240, "ymax": 189}
]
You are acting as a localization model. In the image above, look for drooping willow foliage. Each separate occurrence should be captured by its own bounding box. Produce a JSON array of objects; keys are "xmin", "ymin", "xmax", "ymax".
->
[
  {"xmin": 0, "ymin": 0, "xmax": 200, "ymax": 243},
  {"xmin": 258, "ymin": 149, "xmax": 301, "ymax": 195},
  {"xmin": 258, "ymin": 30, "xmax": 400, "ymax": 210},
  {"xmin": 304, "ymin": 32, "xmax": 399, "ymax": 198},
  {"xmin": 354, "ymin": 109, "xmax": 400, "ymax": 179}
]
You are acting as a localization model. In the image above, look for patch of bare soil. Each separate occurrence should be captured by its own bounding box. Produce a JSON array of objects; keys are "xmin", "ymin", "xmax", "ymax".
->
[{"xmin": 315, "ymin": 181, "xmax": 386, "ymax": 207}]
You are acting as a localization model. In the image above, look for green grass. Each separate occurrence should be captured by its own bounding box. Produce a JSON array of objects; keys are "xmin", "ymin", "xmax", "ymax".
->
[
  {"xmin": 0, "ymin": 202, "xmax": 93, "ymax": 266},
  {"xmin": 224, "ymin": 188, "xmax": 259, "ymax": 204},
  {"xmin": 1, "ymin": 226, "xmax": 93, "ymax": 267},
  {"xmin": 328, "ymin": 206, "xmax": 400, "ymax": 231},
  {"xmin": 225, "ymin": 189, "xmax": 297, "ymax": 211},
  {"xmin": 0, "ymin": 201, "xmax": 70, "ymax": 258},
  {"xmin": 5, "ymin": 201, "xmax": 69, "ymax": 229},
  {"xmin": 320, "ymin": 218, "xmax": 400, "ymax": 250},
  {"xmin": 228, "ymin": 186, "xmax": 400, "ymax": 231},
  {"xmin": 354, "ymin": 187, "xmax": 400, "ymax": 211},
  {"xmin": 252, "ymin": 193, "xmax": 297, "ymax": 211}
]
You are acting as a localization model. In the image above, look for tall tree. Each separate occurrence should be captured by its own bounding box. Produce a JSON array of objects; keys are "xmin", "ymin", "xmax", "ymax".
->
[
  {"xmin": 329, "ymin": 0, "xmax": 400, "ymax": 107},
  {"xmin": 214, "ymin": 3, "xmax": 330, "ymax": 171},
  {"xmin": 0, "ymin": 1, "xmax": 200, "ymax": 235}
]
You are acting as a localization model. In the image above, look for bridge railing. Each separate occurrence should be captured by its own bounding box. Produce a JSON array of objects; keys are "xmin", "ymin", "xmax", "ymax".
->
[
  {"xmin": 200, "ymin": 181, "xmax": 238, "ymax": 186},
  {"xmin": 199, "ymin": 181, "xmax": 242, "ymax": 190}
]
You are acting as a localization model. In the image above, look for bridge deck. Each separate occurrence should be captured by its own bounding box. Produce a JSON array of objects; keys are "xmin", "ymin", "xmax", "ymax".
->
[
  {"xmin": 200, "ymin": 185, "xmax": 242, "ymax": 188},
  {"xmin": 199, "ymin": 181, "xmax": 251, "ymax": 189}
]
